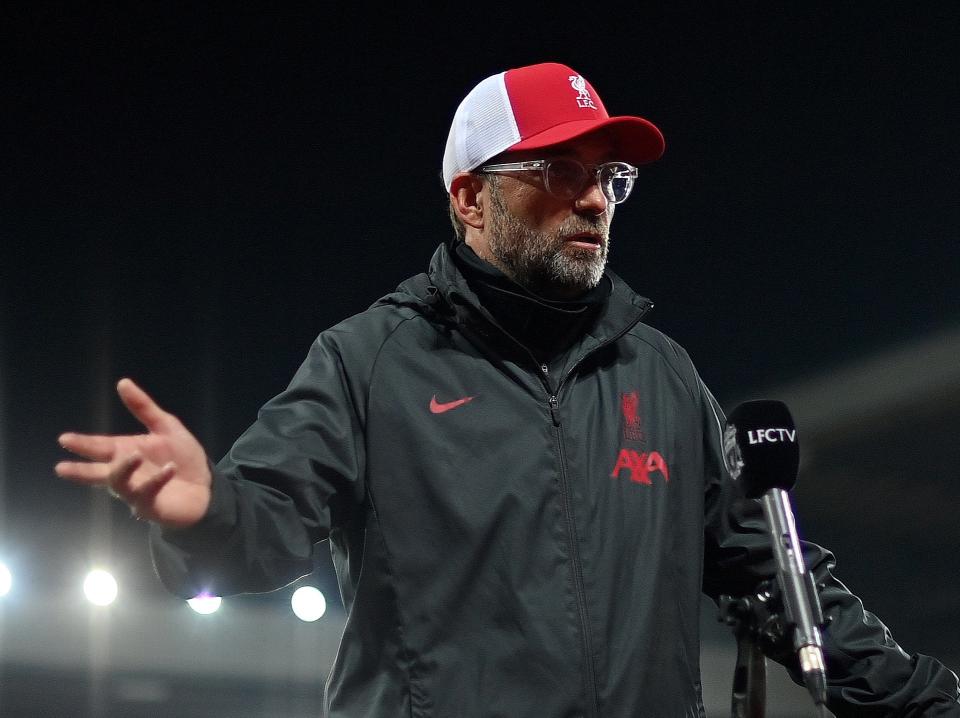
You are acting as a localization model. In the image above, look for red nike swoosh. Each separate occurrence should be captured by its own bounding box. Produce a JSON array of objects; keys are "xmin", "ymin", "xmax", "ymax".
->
[{"xmin": 430, "ymin": 395, "xmax": 475, "ymax": 414}]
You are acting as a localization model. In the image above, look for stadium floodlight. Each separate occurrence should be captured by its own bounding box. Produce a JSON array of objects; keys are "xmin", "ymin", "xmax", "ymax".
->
[
  {"xmin": 186, "ymin": 593, "xmax": 222, "ymax": 615},
  {"xmin": 83, "ymin": 569, "xmax": 118, "ymax": 606},
  {"xmin": 291, "ymin": 586, "xmax": 326, "ymax": 622}
]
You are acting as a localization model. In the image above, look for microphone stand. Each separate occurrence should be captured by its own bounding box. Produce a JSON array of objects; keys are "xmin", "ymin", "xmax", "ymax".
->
[
  {"xmin": 720, "ymin": 582, "xmax": 779, "ymax": 718},
  {"xmin": 720, "ymin": 581, "xmax": 837, "ymax": 718}
]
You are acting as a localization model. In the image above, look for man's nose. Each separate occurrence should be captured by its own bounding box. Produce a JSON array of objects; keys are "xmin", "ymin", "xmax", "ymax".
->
[{"xmin": 574, "ymin": 181, "xmax": 608, "ymax": 215}]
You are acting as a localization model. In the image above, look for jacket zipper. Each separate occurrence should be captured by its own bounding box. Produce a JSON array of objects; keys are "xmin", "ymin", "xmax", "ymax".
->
[
  {"xmin": 542, "ymin": 301, "xmax": 652, "ymax": 718},
  {"xmin": 462, "ymin": 294, "xmax": 653, "ymax": 716},
  {"xmin": 550, "ymin": 392, "xmax": 601, "ymax": 717}
]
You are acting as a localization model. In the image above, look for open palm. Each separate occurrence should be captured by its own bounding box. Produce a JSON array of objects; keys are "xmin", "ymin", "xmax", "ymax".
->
[{"xmin": 56, "ymin": 378, "xmax": 212, "ymax": 528}]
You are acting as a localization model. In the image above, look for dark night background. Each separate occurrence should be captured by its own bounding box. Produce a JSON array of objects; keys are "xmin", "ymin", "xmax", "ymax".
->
[{"xmin": 0, "ymin": 2, "xmax": 958, "ymax": 716}]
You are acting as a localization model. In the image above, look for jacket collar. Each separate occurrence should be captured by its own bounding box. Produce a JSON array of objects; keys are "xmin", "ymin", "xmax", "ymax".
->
[{"xmin": 420, "ymin": 242, "xmax": 654, "ymax": 353}]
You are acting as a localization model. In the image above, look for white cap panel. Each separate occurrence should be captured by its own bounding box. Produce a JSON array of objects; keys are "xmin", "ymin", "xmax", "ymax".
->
[{"xmin": 442, "ymin": 72, "xmax": 520, "ymax": 191}]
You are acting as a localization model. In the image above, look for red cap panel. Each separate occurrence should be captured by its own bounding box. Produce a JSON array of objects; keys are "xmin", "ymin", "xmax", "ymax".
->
[{"xmin": 504, "ymin": 63, "xmax": 610, "ymax": 139}]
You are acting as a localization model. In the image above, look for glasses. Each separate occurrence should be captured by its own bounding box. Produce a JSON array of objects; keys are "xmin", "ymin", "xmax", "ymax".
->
[{"xmin": 478, "ymin": 158, "xmax": 638, "ymax": 204}]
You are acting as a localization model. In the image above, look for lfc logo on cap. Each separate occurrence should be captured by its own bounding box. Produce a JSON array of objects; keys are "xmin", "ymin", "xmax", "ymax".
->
[{"xmin": 568, "ymin": 75, "xmax": 597, "ymax": 109}]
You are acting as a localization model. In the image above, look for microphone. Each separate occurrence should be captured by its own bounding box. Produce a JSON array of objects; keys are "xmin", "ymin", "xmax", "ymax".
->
[{"xmin": 722, "ymin": 400, "xmax": 828, "ymax": 709}]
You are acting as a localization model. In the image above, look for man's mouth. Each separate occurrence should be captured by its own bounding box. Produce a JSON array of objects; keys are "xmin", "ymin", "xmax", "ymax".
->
[{"xmin": 563, "ymin": 232, "xmax": 604, "ymax": 250}]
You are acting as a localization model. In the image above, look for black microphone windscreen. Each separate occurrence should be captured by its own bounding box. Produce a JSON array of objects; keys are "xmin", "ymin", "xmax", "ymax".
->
[{"xmin": 723, "ymin": 400, "xmax": 799, "ymax": 498}]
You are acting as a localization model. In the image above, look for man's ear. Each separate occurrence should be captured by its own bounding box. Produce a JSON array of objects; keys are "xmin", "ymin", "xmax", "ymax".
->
[{"xmin": 449, "ymin": 173, "xmax": 486, "ymax": 231}]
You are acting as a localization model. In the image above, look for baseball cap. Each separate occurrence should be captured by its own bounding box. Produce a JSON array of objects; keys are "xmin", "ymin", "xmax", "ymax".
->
[{"xmin": 442, "ymin": 62, "xmax": 665, "ymax": 191}]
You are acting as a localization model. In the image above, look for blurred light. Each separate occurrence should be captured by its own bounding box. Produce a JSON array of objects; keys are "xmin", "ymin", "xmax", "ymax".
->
[
  {"xmin": 186, "ymin": 593, "xmax": 222, "ymax": 615},
  {"xmin": 291, "ymin": 586, "xmax": 326, "ymax": 622},
  {"xmin": 83, "ymin": 569, "xmax": 118, "ymax": 606},
  {"xmin": 0, "ymin": 562, "xmax": 11, "ymax": 597}
]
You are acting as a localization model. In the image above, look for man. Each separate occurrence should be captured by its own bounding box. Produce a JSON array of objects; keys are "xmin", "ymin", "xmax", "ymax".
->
[{"xmin": 56, "ymin": 62, "xmax": 958, "ymax": 716}]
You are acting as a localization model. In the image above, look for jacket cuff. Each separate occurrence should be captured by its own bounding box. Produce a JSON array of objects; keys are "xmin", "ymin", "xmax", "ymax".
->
[{"xmin": 157, "ymin": 460, "xmax": 238, "ymax": 549}]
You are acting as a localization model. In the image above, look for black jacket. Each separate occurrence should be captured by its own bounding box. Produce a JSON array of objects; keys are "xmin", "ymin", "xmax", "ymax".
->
[{"xmin": 151, "ymin": 243, "xmax": 959, "ymax": 717}]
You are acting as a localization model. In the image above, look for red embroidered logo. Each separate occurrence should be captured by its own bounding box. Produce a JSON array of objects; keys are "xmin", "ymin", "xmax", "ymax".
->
[
  {"xmin": 610, "ymin": 449, "xmax": 669, "ymax": 485},
  {"xmin": 621, "ymin": 391, "xmax": 644, "ymax": 442},
  {"xmin": 429, "ymin": 395, "xmax": 475, "ymax": 414}
]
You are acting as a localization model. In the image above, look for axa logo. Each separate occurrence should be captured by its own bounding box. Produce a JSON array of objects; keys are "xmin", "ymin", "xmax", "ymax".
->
[
  {"xmin": 620, "ymin": 391, "xmax": 644, "ymax": 442},
  {"xmin": 568, "ymin": 75, "xmax": 597, "ymax": 109},
  {"xmin": 610, "ymin": 449, "xmax": 669, "ymax": 485}
]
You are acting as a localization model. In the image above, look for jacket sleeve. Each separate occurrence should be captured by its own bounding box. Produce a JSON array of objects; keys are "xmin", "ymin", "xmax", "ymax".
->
[
  {"xmin": 696, "ymin": 377, "xmax": 960, "ymax": 716},
  {"xmin": 149, "ymin": 330, "xmax": 366, "ymax": 599}
]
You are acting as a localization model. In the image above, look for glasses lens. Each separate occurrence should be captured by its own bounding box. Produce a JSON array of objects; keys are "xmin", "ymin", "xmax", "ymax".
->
[
  {"xmin": 598, "ymin": 162, "xmax": 637, "ymax": 204},
  {"xmin": 545, "ymin": 159, "xmax": 588, "ymax": 200}
]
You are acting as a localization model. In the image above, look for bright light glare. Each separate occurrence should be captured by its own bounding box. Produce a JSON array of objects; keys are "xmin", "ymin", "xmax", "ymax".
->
[
  {"xmin": 187, "ymin": 594, "xmax": 222, "ymax": 615},
  {"xmin": 83, "ymin": 569, "xmax": 118, "ymax": 606},
  {"xmin": 0, "ymin": 562, "xmax": 11, "ymax": 597},
  {"xmin": 291, "ymin": 586, "xmax": 326, "ymax": 622}
]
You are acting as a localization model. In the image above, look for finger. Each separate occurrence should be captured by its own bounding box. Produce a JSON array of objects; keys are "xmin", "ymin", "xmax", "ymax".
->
[
  {"xmin": 117, "ymin": 378, "xmax": 171, "ymax": 434},
  {"xmin": 128, "ymin": 462, "xmax": 176, "ymax": 512},
  {"xmin": 55, "ymin": 460, "xmax": 112, "ymax": 484},
  {"xmin": 58, "ymin": 433, "xmax": 118, "ymax": 462},
  {"xmin": 106, "ymin": 452, "xmax": 145, "ymax": 497}
]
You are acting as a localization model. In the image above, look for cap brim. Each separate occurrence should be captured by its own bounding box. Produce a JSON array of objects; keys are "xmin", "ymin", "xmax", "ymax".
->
[{"xmin": 508, "ymin": 116, "xmax": 665, "ymax": 165}]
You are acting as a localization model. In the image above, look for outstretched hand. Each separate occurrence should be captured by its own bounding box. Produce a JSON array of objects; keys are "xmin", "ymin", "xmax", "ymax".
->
[{"xmin": 55, "ymin": 378, "xmax": 212, "ymax": 528}]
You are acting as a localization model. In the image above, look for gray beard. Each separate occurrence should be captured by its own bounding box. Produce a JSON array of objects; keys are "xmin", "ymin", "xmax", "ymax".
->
[{"xmin": 486, "ymin": 183, "xmax": 611, "ymax": 299}]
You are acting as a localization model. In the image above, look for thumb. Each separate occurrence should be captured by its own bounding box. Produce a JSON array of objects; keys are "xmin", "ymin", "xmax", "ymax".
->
[{"xmin": 117, "ymin": 378, "xmax": 172, "ymax": 433}]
